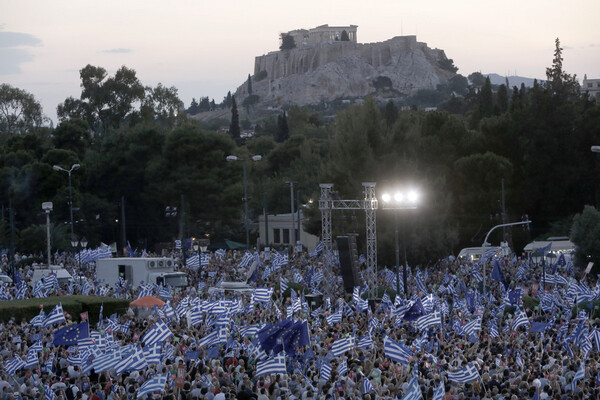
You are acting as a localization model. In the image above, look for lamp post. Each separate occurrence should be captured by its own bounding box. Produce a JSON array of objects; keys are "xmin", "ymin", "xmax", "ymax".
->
[
  {"xmin": 71, "ymin": 237, "xmax": 88, "ymax": 271},
  {"xmin": 52, "ymin": 163, "xmax": 80, "ymax": 243},
  {"xmin": 380, "ymin": 188, "xmax": 419, "ymax": 299},
  {"xmin": 42, "ymin": 202, "xmax": 53, "ymax": 267},
  {"xmin": 285, "ymin": 181, "xmax": 297, "ymax": 249},
  {"xmin": 226, "ymin": 155, "xmax": 262, "ymax": 248}
]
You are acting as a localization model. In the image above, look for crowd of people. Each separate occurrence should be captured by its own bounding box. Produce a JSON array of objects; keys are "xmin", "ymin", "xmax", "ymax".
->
[{"xmin": 0, "ymin": 246, "xmax": 599, "ymax": 400}]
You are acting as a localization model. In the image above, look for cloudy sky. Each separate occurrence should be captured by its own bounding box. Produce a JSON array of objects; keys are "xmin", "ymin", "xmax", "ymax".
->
[{"xmin": 2, "ymin": 0, "xmax": 599, "ymax": 123}]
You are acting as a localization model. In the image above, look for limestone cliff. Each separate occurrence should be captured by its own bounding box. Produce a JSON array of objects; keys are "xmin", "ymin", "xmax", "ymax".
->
[{"xmin": 234, "ymin": 35, "xmax": 457, "ymax": 108}]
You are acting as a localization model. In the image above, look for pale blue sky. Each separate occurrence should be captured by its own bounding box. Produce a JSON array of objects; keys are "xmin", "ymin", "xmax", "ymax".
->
[{"xmin": 2, "ymin": 0, "xmax": 599, "ymax": 123}]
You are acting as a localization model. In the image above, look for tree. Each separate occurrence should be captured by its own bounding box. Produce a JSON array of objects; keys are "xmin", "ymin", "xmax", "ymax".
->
[
  {"xmin": 52, "ymin": 119, "xmax": 90, "ymax": 157},
  {"xmin": 468, "ymin": 72, "xmax": 486, "ymax": 87},
  {"xmin": 222, "ymin": 91, "xmax": 233, "ymax": 109},
  {"xmin": 187, "ymin": 98, "xmax": 200, "ymax": 115},
  {"xmin": 0, "ymin": 84, "xmax": 45, "ymax": 135},
  {"xmin": 545, "ymin": 38, "xmax": 580, "ymax": 99},
  {"xmin": 140, "ymin": 83, "xmax": 183, "ymax": 127},
  {"xmin": 229, "ymin": 96, "xmax": 240, "ymax": 141},
  {"xmin": 275, "ymin": 112, "xmax": 289, "ymax": 143},
  {"xmin": 478, "ymin": 77, "xmax": 494, "ymax": 117},
  {"xmin": 496, "ymin": 84, "xmax": 508, "ymax": 114},
  {"xmin": 280, "ymin": 34, "xmax": 296, "ymax": 50},
  {"xmin": 383, "ymin": 100, "xmax": 398, "ymax": 126},
  {"xmin": 571, "ymin": 205, "xmax": 600, "ymax": 269},
  {"xmin": 340, "ymin": 30, "xmax": 350, "ymax": 41},
  {"xmin": 247, "ymin": 74, "xmax": 253, "ymax": 95}
]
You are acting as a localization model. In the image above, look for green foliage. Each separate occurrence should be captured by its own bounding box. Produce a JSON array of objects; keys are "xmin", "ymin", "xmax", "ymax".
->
[
  {"xmin": 479, "ymin": 77, "xmax": 494, "ymax": 117},
  {"xmin": 0, "ymin": 84, "xmax": 45, "ymax": 135},
  {"xmin": 571, "ymin": 205, "xmax": 600, "ymax": 269},
  {"xmin": 242, "ymin": 95, "xmax": 260, "ymax": 109},
  {"xmin": 255, "ymin": 70, "xmax": 268, "ymax": 82},
  {"xmin": 340, "ymin": 30, "xmax": 350, "ymax": 42},
  {"xmin": 438, "ymin": 56, "xmax": 458, "ymax": 73},
  {"xmin": 468, "ymin": 72, "xmax": 486, "ymax": 87},
  {"xmin": 275, "ymin": 112, "xmax": 289, "ymax": 143},
  {"xmin": 280, "ymin": 34, "xmax": 296, "ymax": 50},
  {"xmin": 247, "ymin": 74, "xmax": 253, "ymax": 95},
  {"xmin": 229, "ymin": 96, "xmax": 240, "ymax": 140}
]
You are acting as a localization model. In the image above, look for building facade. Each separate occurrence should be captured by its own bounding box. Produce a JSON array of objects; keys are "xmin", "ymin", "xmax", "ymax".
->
[
  {"xmin": 257, "ymin": 211, "xmax": 319, "ymax": 251},
  {"xmin": 583, "ymin": 75, "xmax": 600, "ymax": 102}
]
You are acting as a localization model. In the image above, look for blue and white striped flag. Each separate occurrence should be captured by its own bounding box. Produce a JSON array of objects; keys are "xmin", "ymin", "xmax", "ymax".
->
[
  {"xmin": 401, "ymin": 376, "xmax": 422, "ymax": 400},
  {"xmin": 432, "ymin": 380, "xmax": 445, "ymax": 400},
  {"xmin": 362, "ymin": 376, "xmax": 375, "ymax": 394},
  {"xmin": 186, "ymin": 254, "xmax": 199, "ymax": 269},
  {"xmin": 326, "ymin": 310, "xmax": 342, "ymax": 326},
  {"xmin": 512, "ymin": 309, "xmax": 530, "ymax": 331},
  {"xmin": 115, "ymin": 345, "xmax": 147, "ymax": 374},
  {"xmin": 252, "ymin": 288, "xmax": 273, "ymax": 303},
  {"xmin": 141, "ymin": 320, "xmax": 173, "ymax": 346},
  {"xmin": 447, "ymin": 363, "xmax": 480, "ymax": 383},
  {"xmin": 463, "ymin": 317, "xmax": 482, "ymax": 337},
  {"xmin": 572, "ymin": 361, "xmax": 585, "ymax": 388},
  {"xmin": 44, "ymin": 384, "xmax": 55, "ymax": 400},
  {"xmin": 137, "ymin": 373, "xmax": 168, "ymax": 398},
  {"xmin": 4, "ymin": 355, "xmax": 25, "ymax": 375},
  {"xmin": 92, "ymin": 351, "xmax": 121, "ymax": 373},
  {"xmin": 384, "ymin": 336, "xmax": 412, "ymax": 364},
  {"xmin": 215, "ymin": 249, "xmax": 226, "ymax": 258},
  {"xmin": 280, "ymin": 276, "xmax": 289, "ymax": 293},
  {"xmin": 416, "ymin": 311, "xmax": 441, "ymax": 331},
  {"xmin": 358, "ymin": 334, "xmax": 373, "ymax": 349},
  {"xmin": 331, "ymin": 336, "xmax": 354, "ymax": 357},
  {"xmin": 320, "ymin": 362, "xmax": 332, "ymax": 381},
  {"xmin": 337, "ymin": 359, "xmax": 348, "ymax": 375},
  {"xmin": 143, "ymin": 342, "xmax": 162, "ymax": 364},
  {"xmin": 255, "ymin": 354, "xmax": 286, "ymax": 377},
  {"xmin": 201, "ymin": 253, "xmax": 210, "ymax": 266},
  {"xmin": 515, "ymin": 352, "xmax": 523, "ymax": 368},
  {"xmin": 43, "ymin": 303, "xmax": 66, "ymax": 327}
]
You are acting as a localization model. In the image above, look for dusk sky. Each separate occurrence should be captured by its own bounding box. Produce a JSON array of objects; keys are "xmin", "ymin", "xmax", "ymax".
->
[{"xmin": 2, "ymin": 0, "xmax": 599, "ymax": 123}]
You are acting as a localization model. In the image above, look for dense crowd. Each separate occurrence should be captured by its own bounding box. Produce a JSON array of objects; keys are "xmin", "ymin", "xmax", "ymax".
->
[{"xmin": 0, "ymin": 246, "xmax": 599, "ymax": 400}]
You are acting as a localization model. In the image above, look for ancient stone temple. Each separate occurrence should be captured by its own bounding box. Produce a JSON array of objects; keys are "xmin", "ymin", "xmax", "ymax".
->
[{"xmin": 283, "ymin": 24, "xmax": 358, "ymax": 46}]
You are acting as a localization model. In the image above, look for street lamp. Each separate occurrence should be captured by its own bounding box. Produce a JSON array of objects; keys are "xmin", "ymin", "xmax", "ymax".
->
[
  {"xmin": 52, "ymin": 163, "xmax": 80, "ymax": 243},
  {"xmin": 42, "ymin": 202, "xmax": 53, "ymax": 267},
  {"xmin": 71, "ymin": 237, "xmax": 88, "ymax": 271},
  {"xmin": 380, "ymin": 188, "xmax": 419, "ymax": 299},
  {"xmin": 226, "ymin": 155, "xmax": 262, "ymax": 248}
]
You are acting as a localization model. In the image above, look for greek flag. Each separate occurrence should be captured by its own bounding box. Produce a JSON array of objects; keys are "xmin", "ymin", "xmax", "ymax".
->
[
  {"xmin": 186, "ymin": 254, "xmax": 200, "ymax": 269},
  {"xmin": 462, "ymin": 316, "xmax": 482, "ymax": 337},
  {"xmin": 4, "ymin": 355, "xmax": 25, "ymax": 375},
  {"xmin": 115, "ymin": 345, "xmax": 147, "ymax": 374},
  {"xmin": 338, "ymin": 359, "xmax": 348, "ymax": 375},
  {"xmin": 362, "ymin": 377, "xmax": 375, "ymax": 394},
  {"xmin": 447, "ymin": 363, "xmax": 480, "ymax": 383},
  {"xmin": 432, "ymin": 380, "xmax": 445, "ymax": 400},
  {"xmin": 239, "ymin": 251, "xmax": 254, "ymax": 268},
  {"xmin": 255, "ymin": 354, "xmax": 286, "ymax": 377},
  {"xmin": 309, "ymin": 241, "xmax": 324, "ymax": 258},
  {"xmin": 384, "ymin": 336, "xmax": 412, "ymax": 364},
  {"xmin": 280, "ymin": 276, "xmax": 289, "ymax": 293},
  {"xmin": 143, "ymin": 342, "xmax": 162, "ymax": 364},
  {"xmin": 416, "ymin": 311, "xmax": 441, "ymax": 331},
  {"xmin": 512, "ymin": 309, "xmax": 530, "ymax": 331},
  {"xmin": 43, "ymin": 303, "xmax": 66, "ymax": 327},
  {"xmin": 401, "ymin": 376, "xmax": 422, "ymax": 400},
  {"xmin": 137, "ymin": 373, "xmax": 168, "ymax": 398},
  {"xmin": 45, "ymin": 384, "xmax": 55, "ymax": 400},
  {"xmin": 92, "ymin": 351, "xmax": 121, "ymax": 373},
  {"xmin": 33, "ymin": 280, "xmax": 46, "ymax": 298},
  {"xmin": 215, "ymin": 248, "xmax": 226, "ymax": 258},
  {"xmin": 358, "ymin": 334, "xmax": 374, "ymax": 349},
  {"xmin": 197, "ymin": 328, "xmax": 227, "ymax": 348},
  {"xmin": 326, "ymin": 310, "xmax": 342, "ymax": 326},
  {"xmin": 320, "ymin": 362, "xmax": 332, "ymax": 381},
  {"xmin": 44, "ymin": 273, "xmax": 58, "ymax": 292},
  {"xmin": 141, "ymin": 320, "xmax": 173, "ymax": 346},
  {"xmin": 331, "ymin": 336, "xmax": 354, "ymax": 357},
  {"xmin": 253, "ymin": 288, "xmax": 273, "ymax": 303},
  {"xmin": 30, "ymin": 310, "xmax": 46, "ymax": 327},
  {"xmin": 200, "ymin": 253, "xmax": 210, "ymax": 266}
]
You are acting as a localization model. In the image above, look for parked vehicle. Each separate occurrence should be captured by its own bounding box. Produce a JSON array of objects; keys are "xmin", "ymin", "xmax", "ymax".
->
[
  {"xmin": 95, "ymin": 257, "xmax": 188, "ymax": 288},
  {"xmin": 31, "ymin": 265, "xmax": 74, "ymax": 286}
]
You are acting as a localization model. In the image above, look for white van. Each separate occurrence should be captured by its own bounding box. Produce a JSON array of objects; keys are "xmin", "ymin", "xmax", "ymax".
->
[{"xmin": 31, "ymin": 265, "xmax": 74, "ymax": 286}]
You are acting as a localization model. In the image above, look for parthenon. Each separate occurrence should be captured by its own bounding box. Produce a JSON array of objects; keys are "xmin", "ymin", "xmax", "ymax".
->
[{"xmin": 282, "ymin": 24, "xmax": 358, "ymax": 46}]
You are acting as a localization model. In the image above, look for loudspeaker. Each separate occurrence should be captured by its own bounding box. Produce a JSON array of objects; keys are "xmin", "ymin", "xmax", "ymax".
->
[{"xmin": 337, "ymin": 235, "xmax": 360, "ymax": 293}]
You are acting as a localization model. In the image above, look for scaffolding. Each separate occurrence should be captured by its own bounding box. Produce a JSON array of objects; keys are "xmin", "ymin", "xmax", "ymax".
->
[{"xmin": 319, "ymin": 183, "xmax": 379, "ymax": 296}]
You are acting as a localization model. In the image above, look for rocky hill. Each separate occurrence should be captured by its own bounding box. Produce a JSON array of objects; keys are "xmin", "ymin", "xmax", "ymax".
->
[{"xmin": 234, "ymin": 35, "xmax": 457, "ymax": 111}]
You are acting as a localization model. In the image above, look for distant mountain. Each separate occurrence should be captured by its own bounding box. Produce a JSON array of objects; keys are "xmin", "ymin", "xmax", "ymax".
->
[{"xmin": 484, "ymin": 73, "xmax": 541, "ymax": 88}]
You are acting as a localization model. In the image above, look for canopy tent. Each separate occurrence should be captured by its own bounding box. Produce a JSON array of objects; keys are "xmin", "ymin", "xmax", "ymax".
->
[
  {"xmin": 207, "ymin": 239, "xmax": 247, "ymax": 251},
  {"xmin": 130, "ymin": 295, "xmax": 164, "ymax": 308}
]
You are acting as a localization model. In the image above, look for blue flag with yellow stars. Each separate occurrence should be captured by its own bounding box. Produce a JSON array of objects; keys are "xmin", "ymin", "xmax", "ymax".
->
[{"xmin": 53, "ymin": 322, "xmax": 90, "ymax": 346}]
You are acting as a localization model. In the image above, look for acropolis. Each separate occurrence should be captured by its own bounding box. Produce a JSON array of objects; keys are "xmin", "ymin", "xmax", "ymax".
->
[{"xmin": 282, "ymin": 24, "xmax": 358, "ymax": 46}]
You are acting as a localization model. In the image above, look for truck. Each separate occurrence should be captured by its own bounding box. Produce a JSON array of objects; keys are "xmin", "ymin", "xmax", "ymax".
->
[
  {"xmin": 31, "ymin": 264, "xmax": 74, "ymax": 286},
  {"xmin": 95, "ymin": 257, "xmax": 188, "ymax": 288}
]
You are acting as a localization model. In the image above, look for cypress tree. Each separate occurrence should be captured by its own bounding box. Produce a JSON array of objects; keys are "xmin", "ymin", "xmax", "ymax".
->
[
  {"xmin": 229, "ymin": 96, "xmax": 240, "ymax": 140},
  {"xmin": 247, "ymin": 74, "xmax": 253, "ymax": 95}
]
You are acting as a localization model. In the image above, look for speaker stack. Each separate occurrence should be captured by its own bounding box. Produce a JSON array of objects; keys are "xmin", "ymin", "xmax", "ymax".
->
[{"xmin": 336, "ymin": 235, "xmax": 360, "ymax": 293}]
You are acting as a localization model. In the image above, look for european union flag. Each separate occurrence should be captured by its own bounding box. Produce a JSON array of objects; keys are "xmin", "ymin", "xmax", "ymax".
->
[
  {"xmin": 403, "ymin": 298, "xmax": 425, "ymax": 321},
  {"xmin": 53, "ymin": 322, "xmax": 90, "ymax": 346},
  {"xmin": 257, "ymin": 319, "xmax": 294, "ymax": 353}
]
